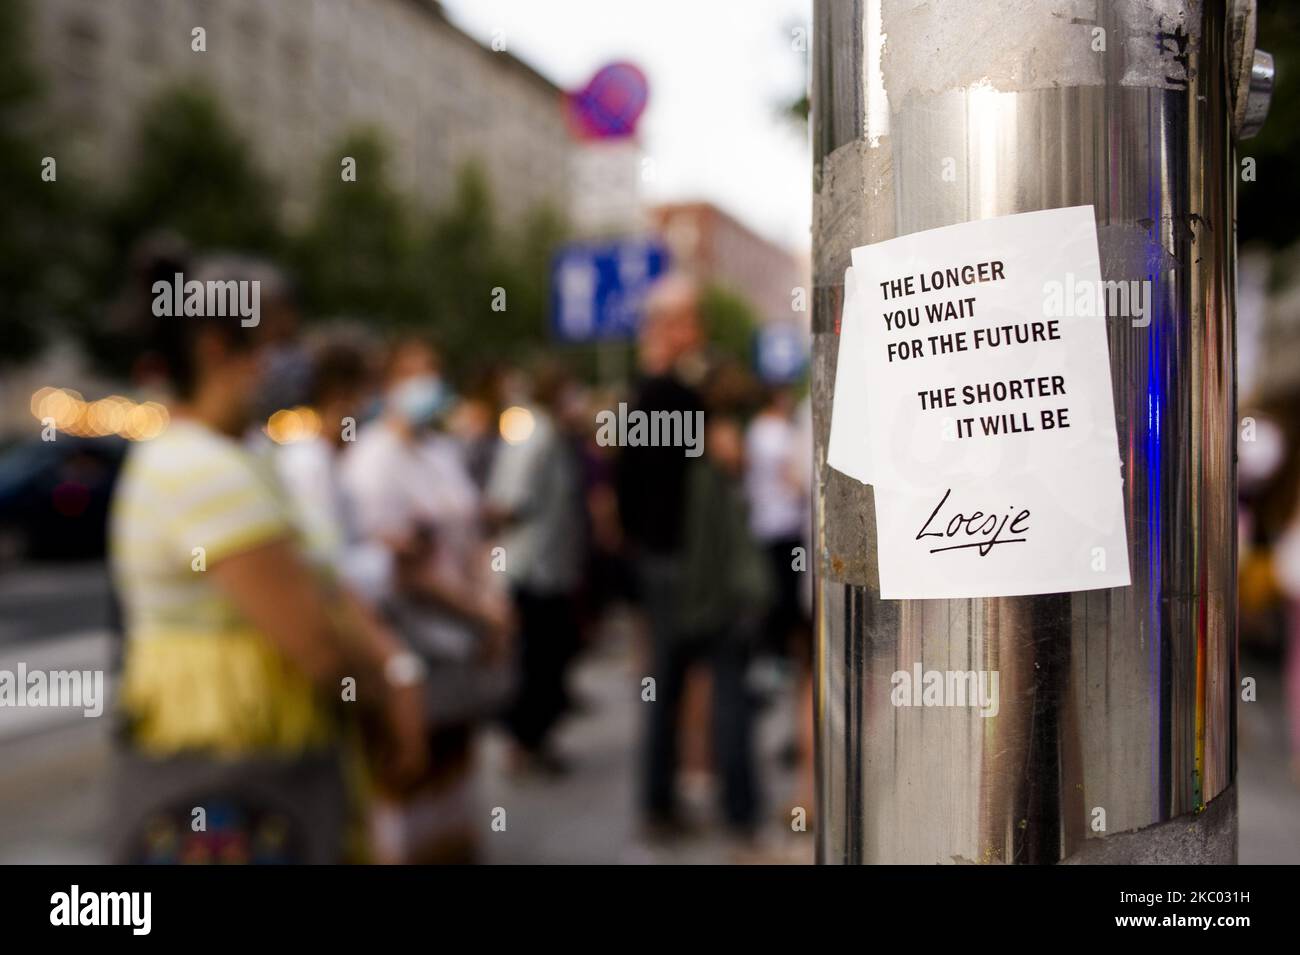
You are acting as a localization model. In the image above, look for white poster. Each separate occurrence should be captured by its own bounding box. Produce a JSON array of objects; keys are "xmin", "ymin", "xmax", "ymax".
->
[
  {"xmin": 826, "ymin": 267, "xmax": 873, "ymax": 484},
  {"xmin": 828, "ymin": 206, "xmax": 1131, "ymax": 599}
]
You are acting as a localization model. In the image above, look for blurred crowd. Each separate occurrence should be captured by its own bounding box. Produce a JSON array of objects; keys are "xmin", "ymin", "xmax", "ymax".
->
[
  {"xmin": 1239, "ymin": 392, "xmax": 1300, "ymax": 790},
  {"xmin": 102, "ymin": 239, "xmax": 813, "ymax": 863}
]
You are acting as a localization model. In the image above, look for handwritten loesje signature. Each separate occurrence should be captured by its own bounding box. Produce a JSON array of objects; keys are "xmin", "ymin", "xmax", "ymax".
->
[{"xmin": 916, "ymin": 488, "xmax": 1030, "ymax": 556}]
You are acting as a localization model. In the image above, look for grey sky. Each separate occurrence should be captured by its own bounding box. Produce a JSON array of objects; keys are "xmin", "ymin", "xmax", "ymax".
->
[{"xmin": 442, "ymin": 0, "xmax": 812, "ymax": 254}]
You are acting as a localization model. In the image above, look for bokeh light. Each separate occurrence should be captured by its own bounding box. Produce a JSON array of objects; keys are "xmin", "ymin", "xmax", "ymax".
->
[
  {"xmin": 29, "ymin": 388, "xmax": 170, "ymax": 441},
  {"xmin": 265, "ymin": 406, "xmax": 322, "ymax": 444},
  {"xmin": 499, "ymin": 405, "xmax": 536, "ymax": 445}
]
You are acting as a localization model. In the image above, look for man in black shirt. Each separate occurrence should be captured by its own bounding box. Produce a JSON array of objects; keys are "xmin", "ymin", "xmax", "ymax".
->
[
  {"xmin": 617, "ymin": 274, "xmax": 745, "ymax": 837},
  {"xmin": 617, "ymin": 274, "xmax": 708, "ymax": 558}
]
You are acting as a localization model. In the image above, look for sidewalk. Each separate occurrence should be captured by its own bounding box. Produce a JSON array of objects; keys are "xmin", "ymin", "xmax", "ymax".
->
[
  {"xmin": 1238, "ymin": 650, "xmax": 1300, "ymax": 864},
  {"xmin": 477, "ymin": 628, "xmax": 814, "ymax": 864},
  {"xmin": 0, "ymin": 623, "xmax": 1293, "ymax": 864}
]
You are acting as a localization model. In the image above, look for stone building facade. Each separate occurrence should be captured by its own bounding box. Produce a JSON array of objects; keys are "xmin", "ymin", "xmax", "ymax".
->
[{"xmin": 29, "ymin": 0, "xmax": 573, "ymax": 224}]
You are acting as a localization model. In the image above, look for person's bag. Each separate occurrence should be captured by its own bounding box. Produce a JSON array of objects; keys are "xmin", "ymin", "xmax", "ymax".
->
[{"xmin": 110, "ymin": 746, "xmax": 348, "ymax": 864}]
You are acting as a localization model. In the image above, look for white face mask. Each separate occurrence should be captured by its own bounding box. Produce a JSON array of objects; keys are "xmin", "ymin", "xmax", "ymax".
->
[{"xmin": 388, "ymin": 374, "xmax": 448, "ymax": 427}]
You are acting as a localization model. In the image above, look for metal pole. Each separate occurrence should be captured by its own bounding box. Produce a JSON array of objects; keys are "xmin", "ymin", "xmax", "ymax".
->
[{"xmin": 811, "ymin": 0, "xmax": 1272, "ymax": 864}]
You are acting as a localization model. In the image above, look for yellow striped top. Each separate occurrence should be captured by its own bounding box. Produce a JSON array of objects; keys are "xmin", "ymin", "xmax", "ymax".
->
[{"xmin": 109, "ymin": 419, "xmax": 337, "ymax": 756}]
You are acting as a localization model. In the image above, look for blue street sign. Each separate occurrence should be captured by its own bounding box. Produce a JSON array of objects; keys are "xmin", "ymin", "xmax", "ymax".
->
[
  {"xmin": 755, "ymin": 320, "xmax": 808, "ymax": 383},
  {"xmin": 550, "ymin": 238, "xmax": 670, "ymax": 343}
]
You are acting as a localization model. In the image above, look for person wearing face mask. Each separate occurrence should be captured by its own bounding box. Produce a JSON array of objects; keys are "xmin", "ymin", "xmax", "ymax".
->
[
  {"xmin": 341, "ymin": 336, "xmax": 511, "ymax": 655},
  {"xmin": 339, "ymin": 336, "xmax": 512, "ymax": 861},
  {"xmin": 108, "ymin": 255, "xmax": 428, "ymax": 864}
]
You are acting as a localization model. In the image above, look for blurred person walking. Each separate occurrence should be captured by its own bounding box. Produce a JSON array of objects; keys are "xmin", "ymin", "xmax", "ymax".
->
[
  {"xmin": 484, "ymin": 363, "xmax": 586, "ymax": 774},
  {"xmin": 108, "ymin": 256, "xmax": 426, "ymax": 864}
]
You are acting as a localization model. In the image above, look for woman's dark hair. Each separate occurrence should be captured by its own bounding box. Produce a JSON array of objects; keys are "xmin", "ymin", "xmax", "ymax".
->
[
  {"xmin": 309, "ymin": 336, "xmax": 373, "ymax": 405},
  {"xmin": 142, "ymin": 253, "xmax": 287, "ymax": 400}
]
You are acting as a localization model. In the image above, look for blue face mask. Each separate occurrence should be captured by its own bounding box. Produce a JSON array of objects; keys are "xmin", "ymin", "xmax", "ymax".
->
[
  {"xmin": 389, "ymin": 375, "xmax": 448, "ymax": 427},
  {"xmin": 358, "ymin": 394, "xmax": 385, "ymax": 426}
]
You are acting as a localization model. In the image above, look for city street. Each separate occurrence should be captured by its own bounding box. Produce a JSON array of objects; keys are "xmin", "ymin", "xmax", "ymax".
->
[
  {"xmin": 0, "ymin": 562, "xmax": 1296, "ymax": 864},
  {"xmin": 0, "ymin": 563, "xmax": 814, "ymax": 864},
  {"xmin": 0, "ymin": 0, "xmax": 1291, "ymax": 880}
]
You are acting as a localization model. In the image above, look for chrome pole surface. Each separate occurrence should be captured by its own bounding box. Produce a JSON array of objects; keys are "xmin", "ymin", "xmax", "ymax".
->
[{"xmin": 812, "ymin": 0, "xmax": 1248, "ymax": 864}]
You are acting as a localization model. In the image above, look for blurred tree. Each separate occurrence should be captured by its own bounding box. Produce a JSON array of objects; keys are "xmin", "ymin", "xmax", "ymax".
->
[
  {"xmin": 781, "ymin": 18, "xmax": 810, "ymax": 127},
  {"xmin": 294, "ymin": 142, "xmax": 569, "ymax": 371},
  {"xmin": 421, "ymin": 163, "xmax": 504, "ymax": 360},
  {"xmin": 421, "ymin": 164, "xmax": 567, "ymax": 367},
  {"xmin": 700, "ymin": 282, "xmax": 761, "ymax": 368},
  {"xmin": 108, "ymin": 85, "xmax": 281, "ymax": 256},
  {"xmin": 0, "ymin": 0, "xmax": 99, "ymax": 365},
  {"xmin": 294, "ymin": 129, "xmax": 424, "ymax": 327},
  {"xmin": 492, "ymin": 200, "xmax": 569, "ymax": 357},
  {"xmin": 5, "ymin": 33, "xmax": 573, "ymax": 379},
  {"xmin": 78, "ymin": 84, "xmax": 284, "ymax": 374}
]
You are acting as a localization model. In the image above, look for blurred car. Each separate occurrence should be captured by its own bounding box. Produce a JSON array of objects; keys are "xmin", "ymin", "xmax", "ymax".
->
[{"xmin": 0, "ymin": 435, "xmax": 126, "ymax": 562}]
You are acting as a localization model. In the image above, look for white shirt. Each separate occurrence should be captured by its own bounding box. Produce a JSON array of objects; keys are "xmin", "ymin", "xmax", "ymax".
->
[
  {"xmin": 341, "ymin": 424, "xmax": 481, "ymax": 580},
  {"xmin": 744, "ymin": 412, "xmax": 806, "ymax": 542},
  {"xmin": 341, "ymin": 422, "xmax": 496, "ymax": 659},
  {"xmin": 275, "ymin": 436, "xmax": 392, "ymax": 602},
  {"xmin": 485, "ymin": 407, "xmax": 584, "ymax": 594}
]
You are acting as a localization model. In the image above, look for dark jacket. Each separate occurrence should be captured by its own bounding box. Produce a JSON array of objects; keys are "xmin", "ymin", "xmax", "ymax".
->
[
  {"xmin": 678, "ymin": 459, "xmax": 772, "ymax": 640},
  {"xmin": 615, "ymin": 373, "xmax": 704, "ymax": 557}
]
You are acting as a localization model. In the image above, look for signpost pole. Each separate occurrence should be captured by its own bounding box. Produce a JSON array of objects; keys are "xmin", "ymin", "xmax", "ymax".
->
[{"xmin": 811, "ymin": 0, "xmax": 1271, "ymax": 864}]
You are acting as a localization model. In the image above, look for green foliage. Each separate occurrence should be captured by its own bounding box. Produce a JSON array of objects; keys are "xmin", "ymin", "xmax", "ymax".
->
[
  {"xmin": 0, "ymin": 0, "xmax": 98, "ymax": 364},
  {"xmin": 293, "ymin": 144, "xmax": 571, "ymax": 368},
  {"xmin": 293, "ymin": 129, "xmax": 424, "ymax": 325},
  {"xmin": 37, "ymin": 80, "xmax": 574, "ymax": 377},
  {"xmin": 424, "ymin": 177, "xmax": 571, "ymax": 366},
  {"xmin": 511, "ymin": 203, "xmax": 571, "ymax": 337},
  {"xmin": 0, "ymin": 0, "xmax": 39, "ymax": 111},
  {"xmin": 108, "ymin": 85, "xmax": 281, "ymax": 257},
  {"xmin": 700, "ymin": 282, "xmax": 761, "ymax": 368},
  {"xmin": 420, "ymin": 164, "xmax": 510, "ymax": 360},
  {"xmin": 67, "ymin": 84, "xmax": 285, "ymax": 375},
  {"xmin": 1, "ymin": 0, "xmax": 771, "ymax": 385}
]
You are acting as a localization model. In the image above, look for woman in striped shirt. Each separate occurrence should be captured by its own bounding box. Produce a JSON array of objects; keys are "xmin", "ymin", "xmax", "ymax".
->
[{"xmin": 108, "ymin": 256, "xmax": 426, "ymax": 862}]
